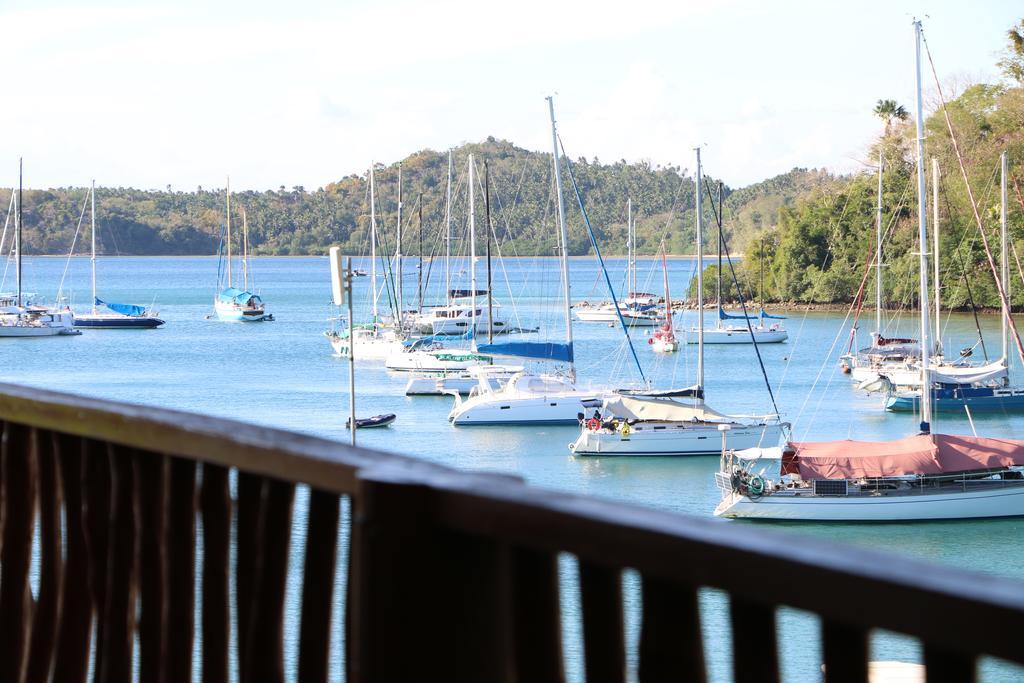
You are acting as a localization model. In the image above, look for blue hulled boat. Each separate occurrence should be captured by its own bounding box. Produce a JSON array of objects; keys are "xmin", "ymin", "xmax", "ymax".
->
[{"xmin": 75, "ymin": 298, "xmax": 164, "ymax": 329}]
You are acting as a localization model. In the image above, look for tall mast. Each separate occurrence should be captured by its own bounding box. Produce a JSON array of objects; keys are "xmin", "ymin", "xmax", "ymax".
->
[
  {"xmin": 445, "ymin": 150, "xmax": 452, "ymax": 306},
  {"xmin": 417, "ymin": 194, "xmax": 423, "ymax": 314},
  {"xmin": 485, "ymin": 160, "xmax": 494, "ymax": 344},
  {"xmin": 91, "ymin": 180, "xmax": 97, "ymax": 313},
  {"xmin": 547, "ymin": 96, "xmax": 574, "ymax": 377},
  {"xmin": 16, "ymin": 158, "xmax": 22, "ymax": 307},
  {"xmin": 626, "ymin": 198, "xmax": 631, "ymax": 296},
  {"xmin": 717, "ymin": 183, "xmax": 723, "ymax": 317},
  {"xmin": 932, "ymin": 158, "xmax": 941, "ymax": 355},
  {"xmin": 876, "ymin": 152, "xmax": 884, "ymax": 336},
  {"xmin": 760, "ymin": 236, "xmax": 765, "ymax": 312},
  {"xmin": 913, "ymin": 19, "xmax": 932, "ymax": 433},
  {"xmin": 225, "ymin": 177, "xmax": 232, "ymax": 289},
  {"xmin": 1002, "ymin": 151, "xmax": 1010, "ymax": 370},
  {"xmin": 369, "ymin": 164, "xmax": 378, "ymax": 324},
  {"xmin": 662, "ymin": 250, "xmax": 673, "ymax": 328},
  {"xmin": 242, "ymin": 207, "xmax": 250, "ymax": 292},
  {"xmin": 695, "ymin": 148, "xmax": 705, "ymax": 394},
  {"xmin": 468, "ymin": 155, "xmax": 477, "ymax": 346},
  {"xmin": 396, "ymin": 163, "xmax": 403, "ymax": 327}
]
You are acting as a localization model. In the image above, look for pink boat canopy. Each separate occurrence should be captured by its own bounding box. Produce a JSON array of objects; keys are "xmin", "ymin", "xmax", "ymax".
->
[{"xmin": 781, "ymin": 434, "xmax": 1024, "ymax": 480}]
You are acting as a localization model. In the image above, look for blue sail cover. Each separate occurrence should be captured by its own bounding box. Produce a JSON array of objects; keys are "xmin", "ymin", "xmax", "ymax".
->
[
  {"xmin": 760, "ymin": 310, "xmax": 787, "ymax": 320},
  {"xmin": 96, "ymin": 298, "xmax": 146, "ymax": 317},
  {"xmin": 475, "ymin": 341, "xmax": 573, "ymax": 363},
  {"xmin": 217, "ymin": 287, "xmax": 260, "ymax": 306}
]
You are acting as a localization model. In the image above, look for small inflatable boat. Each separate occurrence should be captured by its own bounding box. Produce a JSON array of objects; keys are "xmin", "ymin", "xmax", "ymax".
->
[{"xmin": 346, "ymin": 413, "xmax": 396, "ymax": 429}]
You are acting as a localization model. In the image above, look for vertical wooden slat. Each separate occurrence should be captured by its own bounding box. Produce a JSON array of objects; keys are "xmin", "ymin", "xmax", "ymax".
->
[
  {"xmin": 54, "ymin": 434, "xmax": 93, "ymax": 683},
  {"xmin": 0, "ymin": 422, "xmax": 37, "ymax": 683},
  {"xmin": 97, "ymin": 445, "xmax": 139, "ymax": 683},
  {"xmin": 83, "ymin": 438, "xmax": 113, "ymax": 683},
  {"xmin": 137, "ymin": 452, "xmax": 168, "ymax": 683},
  {"xmin": 511, "ymin": 547, "xmax": 565, "ymax": 683},
  {"xmin": 298, "ymin": 488, "xmax": 340, "ymax": 683},
  {"xmin": 25, "ymin": 430, "xmax": 65, "ymax": 683},
  {"xmin": 638, "ymin": 575, "xmax": 705, "ymax": 683},
  {"xmin": 730, "ymin": 597, "xmax": 778, "ymax": 683},
  {"xmin": 347, "ymin": 471, "xmax": 513, "ymax": 683},
  {"xmin": 578, "ymin": 561, "xmax": 625, "ymax": 683},
  {"xmin": 821, "ymin": 620, "xmax": 868, "ymax": 683},
  {"xmin": 165, "ymin": 457, "xmax": 197, "ymax": 683},
  {"xmin": 200, "ymin": 463, "xmax": 231, "ymax": 683},
  {"xmin": 923, "ymin": 646, "xmax": 976, "ymax": 683},
  {"xmin": 235, "ymin": 471, "xmax": 264, "ymax": 683},
  {"xmin": 246, "ymin": 478, "xmax": 296, "ymax": 683}
]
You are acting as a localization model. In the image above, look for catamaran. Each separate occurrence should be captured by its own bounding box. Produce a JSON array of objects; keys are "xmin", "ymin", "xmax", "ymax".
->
[
  {"xmin": 449, "ymin": 98, "xmax": 614, "ymax": 426},
  {"xmin": 73, "ymin": 181, "xmax": 164, "ymax": 329},
  {"xmin": 214, "ymin": 179, "xmax": 272, "ymax": 322},
  {"xmin": 0, "ymin": 160, "xmax": 79, "ymax": 338},
  {"xmin": 715, "ymin": 21, "xmax": 1024, "ymax": 521},
  {"xmin": 570, "ymin": 149, "xmax": 786, "ymax": 457}
]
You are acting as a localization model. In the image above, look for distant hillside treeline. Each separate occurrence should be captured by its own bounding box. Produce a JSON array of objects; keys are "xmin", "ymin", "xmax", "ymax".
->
[{"xmin": 0, "ymin": 140, "xmax": 828, "ymax": 261}]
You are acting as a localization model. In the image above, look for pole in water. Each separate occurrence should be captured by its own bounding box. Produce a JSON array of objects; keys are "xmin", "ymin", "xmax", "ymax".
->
[{"xmin": 347, "ymin": 257, "xmax": 356, "ymax": 446}]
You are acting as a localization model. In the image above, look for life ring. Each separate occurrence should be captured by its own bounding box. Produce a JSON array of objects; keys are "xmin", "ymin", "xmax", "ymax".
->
[
  {"xmin": 647, "ymin": 338, "xmax": 654, "ymax": 344},
  {"xmin": 747, "ymin": 474, "xmax": 765, "ymax": 497},
  {"xmin": 620, "ymin": 423, "xmax": 631, "ymax": 437},
  {"xmin": 586, "ymin": 418, "xmax": 601, "ymax": 431}
]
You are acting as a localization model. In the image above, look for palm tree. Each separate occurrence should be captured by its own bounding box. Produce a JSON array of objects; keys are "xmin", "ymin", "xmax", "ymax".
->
[{"xmin": 874, "ymin": 99, "xmax": 909, "ymax": 136}]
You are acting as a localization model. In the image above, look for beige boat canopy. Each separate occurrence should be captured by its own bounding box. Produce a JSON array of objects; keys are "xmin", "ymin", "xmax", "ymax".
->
[{"xmin": 601, "ymin": 395, "xmax": 736, "ymax": 423}]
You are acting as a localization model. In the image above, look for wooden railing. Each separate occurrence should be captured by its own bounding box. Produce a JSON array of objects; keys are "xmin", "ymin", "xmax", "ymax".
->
[{"xmin": 0, "ymin": 381, "xmax": 1022, "ymax": 682}]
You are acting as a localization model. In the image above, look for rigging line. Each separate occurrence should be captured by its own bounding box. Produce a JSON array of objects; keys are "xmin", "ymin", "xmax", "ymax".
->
[
  {"xmin": 475, "ymin": 161, "xmax": 526, "ymax": 333},
  {"xmin": 0, "ymin": 191, "xmax": 14, "ymax": 292},
  {"xmin": 1010, "ymin": 174, "xmax": 1024, "ymax": 287},
  {"xmin": 940, "ymin": 168, "xmax": 989, "ymax": 359},
  {"xmin": 56, "ymin": 187, "xmax": 92, "ymax": 303},
  {"xmin": 922, "ymin": 28, "xmax": 1024, "ymax": 367},
  {"xmin": 704, "ymin": 180, "xmax": 781, "ymax": 418},
  {"xmin": 558, "ymin": 135, "xmax": 647, "ymax": 385}
]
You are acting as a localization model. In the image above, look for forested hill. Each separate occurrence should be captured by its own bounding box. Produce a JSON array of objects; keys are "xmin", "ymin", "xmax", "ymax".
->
[{"xmin": 0, "ymin": 140, "xmax": 830, "ymax": 260}]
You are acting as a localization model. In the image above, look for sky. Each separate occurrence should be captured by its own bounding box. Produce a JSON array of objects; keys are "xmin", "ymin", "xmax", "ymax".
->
[{"xmin": 1, "ymin": 0, "xmax": 1021, "ymax": 192}]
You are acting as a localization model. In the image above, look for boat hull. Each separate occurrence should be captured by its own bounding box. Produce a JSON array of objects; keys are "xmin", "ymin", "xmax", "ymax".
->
[
  {"xmin": 887, "ymin": 388, "xmax": 1024, "ymax": 412},
  {"xmin": 570, "ymin": 422, "xmax": 784, "ymax": 457},
  {"xmin": 386, "ymin": 350, "xmax": 492, "ymax": 373},
  {"xmin": 327, "ymin": 331, "xmax": 405, "ymax": 360},
  {"xmin": 450, "ymin": 393, "xmax": 600, "ymax": 425},
  {"xmin": 689, "ymin": 327, "xmax": 787, "ymax": 344},
  {"xmin": 74, "ymin": 315, "xmax": 164, "ymax": 329},
  {"xmin": 715, "ymin": 483, "xmax": 1024, "ymax": 521}
]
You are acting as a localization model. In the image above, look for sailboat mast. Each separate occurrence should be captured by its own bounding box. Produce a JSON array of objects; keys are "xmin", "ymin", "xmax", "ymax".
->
[
  {"xmin": 485, "ymin": 160, "xmax": 494, "ymax": 344},
  {"xmin": 91, "ymin": 180, "xmax": 97, "ymax": 313},
  {"xmin": 396, "ymin": 163, "xmax": 403, "ymax": 327},
  {"xmin": 468, "ymin": 155, "xmax": 477, "ymax": 346},
  {"xmin": 16, "ymin": 158, "xmax": 22, "ymax": 307},
  {"xmin": 913, "ymin": 19, "xmax": 933, "ymax": 432},
  {"xmin": 932, "ymin": 158, "xmax": 941, "ymax": 354},
  {"xmin": 547, "ymin": 96, "xmax": 574, "ymax": 376},
  {"xmin": 417, "ymin": 194, "xmax": 423, "ymax": 314},
  {"xmin": 760, "ymin": 236, "xmax": 765, "ymax": 312},
  {"xmin": 876, "ymin": 152, "xmax": 884, "ymax": 336},
  {"xmin": 662, "ymin": 250, "xmax": 672, "ymax": 328},
  {"xmin": 445, "ymin": 150, "xmax": 452, "ymax": 306},
  {"xmin": 370, "ymin": 165, "xmax": 378, "ymax": 324},
  {"xmin": 226, "ymin": 177, "xmax": 232, "ymax": 288},
  {"xmin": 716, "ymin": 184, "xmax": 723, "ymax": 315},
  {"xmin": 242, "ymin": 207, "xmax": 251, "ymax": 292},
  {"xmin": 627, "ymin": 197, "xmax": 633, "ymax": 297},
  {"xmin": 1002, "ymin": 151, "xmax": 1009, "ymax": 368},
  {"xmin": 695, "ymin": 148, "xmax": 705, "ymax": 393}
]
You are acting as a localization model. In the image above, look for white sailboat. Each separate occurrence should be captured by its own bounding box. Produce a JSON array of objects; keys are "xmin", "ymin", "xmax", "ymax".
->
[
  {"xmin": 0, "ymin": 160, "xmax": 79, "ymax": 338},
  {"xmin": 449, "ymin": 98, "xmax": 606, "ymax": 426},
  {"xmin": 694, "ymin": 215, "xmax": 786, "ymax": 344},
  {"xmin": 570, "ymin": 149, "xmax": 786, "ymax": 457},
  {"xmin": 576, "ymin": 198, "xmax": 663, "ymax": 327},
  {"xmin": 214, "ymin": 179, "xmax": 272, "ymax": 322},
  {"xmin": 326, "ymin": 164, "xmax": 405, "ymax": 360},
  {"xmin": 715, "ymin": 21, "xmax": 1024, "ymax": 521}
]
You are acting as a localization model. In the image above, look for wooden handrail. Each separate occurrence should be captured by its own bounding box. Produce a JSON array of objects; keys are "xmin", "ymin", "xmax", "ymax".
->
[{"xmin": 0, "ymin": 382, "xmax": 1020, "ymax": 682}]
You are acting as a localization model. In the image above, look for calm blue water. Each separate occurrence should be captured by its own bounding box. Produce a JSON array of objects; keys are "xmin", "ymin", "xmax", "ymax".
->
[{"xmin": 9, "ymin": 255, "xmax": 1024, "ymax": 681}]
